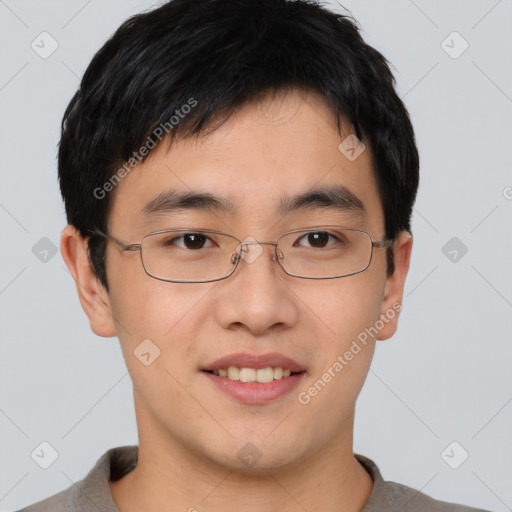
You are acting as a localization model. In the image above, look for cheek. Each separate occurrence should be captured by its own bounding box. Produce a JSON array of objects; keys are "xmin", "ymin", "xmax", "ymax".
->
[
  {"xmin": 108, "ymin": 270, "xmax": 219, "ymax": 397},
  {"xmin": 308, "ymin": 270, "xmax": 386, "ymax": 345},
  {"xmin": 108, "ymin": 260, "xmax": 204, "ymax": 336},
  {"xmin": 298, "ymin": 271, "xmax": 385, "ymax": 398},
  {"xmin": 108, "ymin": 278, "xmax": 204, "ymax": 411},
  {"xmin": 313, "ymin": 291, "xmax": 381, "ymax": 387},
  {"xmin": 293, "ymin": 278, "xmax": 384, "ymax": 441}
]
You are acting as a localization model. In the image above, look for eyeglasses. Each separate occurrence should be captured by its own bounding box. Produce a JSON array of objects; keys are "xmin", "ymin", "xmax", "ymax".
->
[{"xmin": 90, "ymin": 226, "xmax": 392, "ymax": 283}]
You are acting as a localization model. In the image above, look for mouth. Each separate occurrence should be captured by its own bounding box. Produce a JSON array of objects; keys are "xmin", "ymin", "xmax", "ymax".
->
[
  {"xmin": 201, "ymin": 352, "xmax": 306, "ymax": 404},
  {"xmin": 204, "ymin": 366, "xmax": 303, "ymax": 383}
]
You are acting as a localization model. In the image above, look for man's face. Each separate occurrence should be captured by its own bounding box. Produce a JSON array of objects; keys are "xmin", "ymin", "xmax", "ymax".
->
[{"xmin": 96, "ymin": 89, "xmax": 402, "ymax": 471}]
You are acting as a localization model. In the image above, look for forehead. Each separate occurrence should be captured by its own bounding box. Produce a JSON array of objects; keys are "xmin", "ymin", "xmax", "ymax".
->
[{"xmin": 109, "ymin": 89, "xmax": 384, "ymax": 234}]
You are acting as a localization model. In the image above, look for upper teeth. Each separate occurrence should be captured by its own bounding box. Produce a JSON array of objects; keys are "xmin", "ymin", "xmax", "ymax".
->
[{"xmin": 213, "ymin": 366, "xmax": 293, "ymax": 383}]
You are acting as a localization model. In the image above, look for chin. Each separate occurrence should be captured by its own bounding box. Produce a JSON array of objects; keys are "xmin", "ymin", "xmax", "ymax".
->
[{"xmin": 200, "ymin": 436, "xmax": 311, "ymax": 475}]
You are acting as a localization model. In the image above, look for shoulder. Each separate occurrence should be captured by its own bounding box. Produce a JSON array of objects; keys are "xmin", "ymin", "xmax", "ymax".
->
[
  {"xmin": 355, "ymin": 453, "xmax": 492, "ymax": 512},
  {"xmin": 385, "ymin": 480, "xmax": 492, "ymax": 512},
  {"xmin": 13, "ymin": 445, "xmax": 138, "ymax": 512},
  {"xmin": 14, "ymin": 488, "xmax": 69, "ymax": 512}
]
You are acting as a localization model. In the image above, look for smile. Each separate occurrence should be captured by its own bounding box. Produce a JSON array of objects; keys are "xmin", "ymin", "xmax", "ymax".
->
[{"xmin": 210, "ymin": 366, "xmax": 296, "ymax": 382}]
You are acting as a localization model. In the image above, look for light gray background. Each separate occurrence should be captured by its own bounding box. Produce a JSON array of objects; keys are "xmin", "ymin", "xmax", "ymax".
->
[{"xmin": 1, "ymin": 0, "xmax": 511, "ymax": 510}]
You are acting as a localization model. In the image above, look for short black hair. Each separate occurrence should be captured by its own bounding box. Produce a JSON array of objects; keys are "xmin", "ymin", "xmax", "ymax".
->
[{"xmin": 58, "ymin": 0, "xmax": 419, "ymax": 289}]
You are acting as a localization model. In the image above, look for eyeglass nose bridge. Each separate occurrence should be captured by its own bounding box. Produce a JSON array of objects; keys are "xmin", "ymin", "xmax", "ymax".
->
[{"xmin": 230, "ymin": 239, "xmax": 284, "ymax": 266}]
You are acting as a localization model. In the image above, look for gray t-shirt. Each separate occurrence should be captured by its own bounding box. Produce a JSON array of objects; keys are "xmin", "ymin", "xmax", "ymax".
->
[{"xmin": 16, "ymin": 445, "xmax": 491, "ymax": 512}]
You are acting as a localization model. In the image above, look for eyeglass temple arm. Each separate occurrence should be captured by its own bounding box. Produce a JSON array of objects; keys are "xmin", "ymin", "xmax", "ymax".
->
[
  {"xmin": 89, "ymin": 229, "xmax": 141, "ymax": 252},
  {"xmin": 372, "ymin": 240, "xmax": 393, "ymax": 248}
]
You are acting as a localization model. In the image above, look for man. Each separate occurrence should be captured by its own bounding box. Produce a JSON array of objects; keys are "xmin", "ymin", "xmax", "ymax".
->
[{"xmin": 18, "ymin": 0, "xmax": 490, "ymax": 510}]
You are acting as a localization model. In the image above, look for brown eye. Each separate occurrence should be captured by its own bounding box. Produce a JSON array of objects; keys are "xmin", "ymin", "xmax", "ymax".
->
[
  {"xmin": 162, "ymin": 233, "xmax": 212, "ymax": 250},
  {"xmin": 182, "ymin": 233, "xmax": 208, "ymax": 249},
  {"xmin": 294, "ymin": 231, "xmax": 335, "ymax": 249}
]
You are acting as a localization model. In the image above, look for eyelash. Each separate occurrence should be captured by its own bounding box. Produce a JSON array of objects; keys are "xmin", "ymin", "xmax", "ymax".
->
[{"xmin": 163, "ymin": 231, "xmax": 343, "ymax": 250}]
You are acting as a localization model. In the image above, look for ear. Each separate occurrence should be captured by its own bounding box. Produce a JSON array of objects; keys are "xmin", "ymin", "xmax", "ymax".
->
[
  {"xmin": 377, "ymin": 231, "xmax": 413, "ymax": 341},
  {"xmin": 60, "ymin": 225, "xmax": 117, "ymax": 337}
]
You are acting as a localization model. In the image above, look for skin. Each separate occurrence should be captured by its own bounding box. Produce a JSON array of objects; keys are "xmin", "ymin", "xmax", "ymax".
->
[{"xmin": 61, "ymin": 88, "xmax": 412, "ymax": 512}]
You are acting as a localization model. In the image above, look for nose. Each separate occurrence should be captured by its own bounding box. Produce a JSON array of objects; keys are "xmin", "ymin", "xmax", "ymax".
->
[{"xmin": 213, "ymin": 241, "xmax": 299, "ymax": 336}]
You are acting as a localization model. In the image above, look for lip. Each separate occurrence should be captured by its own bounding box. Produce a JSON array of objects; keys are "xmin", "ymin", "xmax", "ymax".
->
[
  {"xmin": 202, "ymin": 352, "xmax": 305, "ymax": 373},
  {"xmin": 202, "ymin": 371, "xmax": 306, "ymax": 405},
  {"xmin": 201, "ymin": 352, "xmax": 307, "ymax": 405}
]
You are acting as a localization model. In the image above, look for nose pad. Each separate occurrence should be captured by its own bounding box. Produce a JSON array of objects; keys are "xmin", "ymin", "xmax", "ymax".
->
[{"xmin": 274, "ymin": 248, "xmax": 284, "ymax": 262}]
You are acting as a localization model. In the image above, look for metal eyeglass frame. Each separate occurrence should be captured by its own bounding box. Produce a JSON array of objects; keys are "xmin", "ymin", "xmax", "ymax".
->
[{"xmin": 89, "ymin": 226, "xmax": 393, "ymax": 283}]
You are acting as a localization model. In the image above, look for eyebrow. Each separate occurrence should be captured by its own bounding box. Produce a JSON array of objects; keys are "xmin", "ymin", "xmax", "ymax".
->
[
  {"xmin": 142, "ymin": 185, "xmax": 365, "ymax": 217},
  {"xmin": 278, "ymin": 185, "xmax": 365, "ymax": 216},
  {"xmin": 143, "ymin": 190, "xmax": 235, "ymax": 216}
]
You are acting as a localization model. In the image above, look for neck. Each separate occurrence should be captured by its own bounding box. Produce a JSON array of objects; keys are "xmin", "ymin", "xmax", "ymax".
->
[{"xmin": 110, "ymin": 404, "xmax": 373, "ymax": 512}]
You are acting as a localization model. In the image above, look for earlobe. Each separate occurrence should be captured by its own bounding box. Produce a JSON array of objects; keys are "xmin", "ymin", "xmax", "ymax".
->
[
  {"xmin": 60, "ymin": 225, "xmax": 117, "ymax": 338},
  {"xmin": 377, "ymin": 232, "xmax": 413, "ymax": 341}
]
